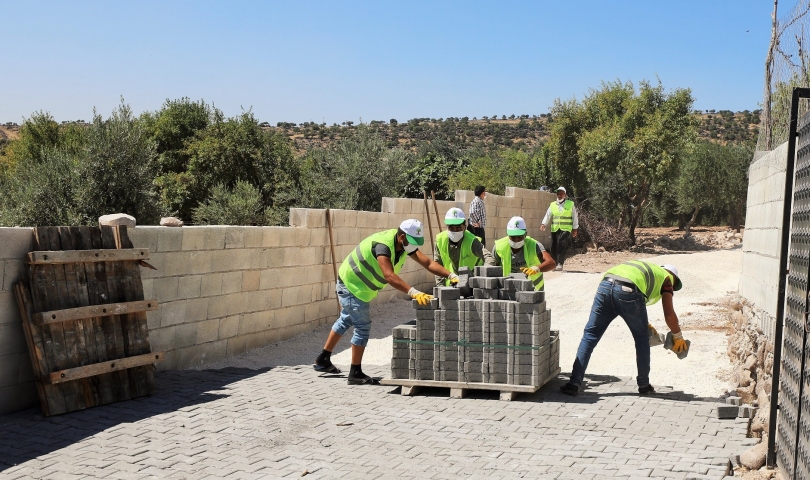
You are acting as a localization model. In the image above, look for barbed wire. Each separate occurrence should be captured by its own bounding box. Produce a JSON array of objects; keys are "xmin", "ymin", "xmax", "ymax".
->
[{"xmin": 758, "ymin": 0, "xmax": 810, "ymax": 152}]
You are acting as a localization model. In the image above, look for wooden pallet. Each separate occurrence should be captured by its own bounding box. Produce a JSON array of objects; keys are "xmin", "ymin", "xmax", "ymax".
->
[
  {"xmin": 380, "ymin": 368, "xmax": 561, "ymax": 401},
  {"xmin": 14, "ymin": 225, "xmax": 163, "ymax": 416}
]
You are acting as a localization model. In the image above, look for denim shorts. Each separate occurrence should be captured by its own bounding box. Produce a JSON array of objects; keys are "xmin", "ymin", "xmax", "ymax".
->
[{"xmin": 331, "ymin": 281, "xmax": 372, "ymax": 347}]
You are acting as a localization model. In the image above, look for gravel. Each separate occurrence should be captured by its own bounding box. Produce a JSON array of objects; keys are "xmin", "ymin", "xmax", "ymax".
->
[{"xmin": 195, "ymin": 249, "xmax": 741, "ymax": 398}]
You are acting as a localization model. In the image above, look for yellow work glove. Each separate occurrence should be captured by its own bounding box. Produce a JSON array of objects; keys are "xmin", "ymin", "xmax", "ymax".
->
[
  {"xmin": 447, "ymin": 273, "xmax": 460, "ymax": 285},
  {"xmin": 671, "ymin": 331, "xmax": 688, "ymax": 353},
  {"xmin": 648, "ymin": 323, "xmax": 658, "ymax": 337},
  {"xmin": 408, "ymin": 287, "xmax": 433, "ymax": 305},
  {"xmin": 520, "ymin": 265, "xmax": 541, "ymax": 276}
]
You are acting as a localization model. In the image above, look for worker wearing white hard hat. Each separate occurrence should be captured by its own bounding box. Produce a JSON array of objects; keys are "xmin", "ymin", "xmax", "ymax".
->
[
  {"xmin": 540, "ymin": 186, "xmax": 578, "ymax": 271},
  {"xmin": 493, "ymin": 216, "xmax": 556, "ymax": 291},
  {"xmin": 561, "ymin": 260, "xmax": 687, "ymax": 396},
  {"xmin": 314, "ymin": 219, "xmax": 457, "ymax": 385},
  {"xmin": 434, "ymin": 207, "xmax": 495, "ymax": 285}
]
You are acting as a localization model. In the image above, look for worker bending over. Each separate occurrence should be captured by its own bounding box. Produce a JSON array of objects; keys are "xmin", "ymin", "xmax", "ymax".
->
[
  {"xmin": 493, "ymin": 216, "xmax": 556, "ymax": 290},
  {"xmin": 434, "ymin": 207, "xmax": 495, "ymax": 285},
  {"xmin": 561, "ymin": 260, "xmax": 688, "ymax": 396},
  {"xmin": 314, "ymin": 219, "xmax": 458, "ymax": 385}
]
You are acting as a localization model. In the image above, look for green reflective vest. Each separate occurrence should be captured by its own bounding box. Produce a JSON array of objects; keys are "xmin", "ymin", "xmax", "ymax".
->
[
  {"xmin": 604, "ymin": 260, "xmax": 675, "ymax": 306},
  {"xmin": 494, "ymin": 236, "xmax": 544, "ymax": 291},
  {"xmin": 338, "ymin": 229, "xmax": 408, "ymax": 303},
  {"xmin": 436, "ymin": 230, "xmax": 483, "ymax": 286},
  {"xmin": 550, "ymin": 199, "xmax": 575, "ymax": 232}
]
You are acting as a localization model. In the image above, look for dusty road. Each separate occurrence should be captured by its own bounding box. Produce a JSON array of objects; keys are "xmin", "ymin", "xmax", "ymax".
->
[{"xmin": 199, "ymin": 248, "xmax": 740, "ymax": 398}]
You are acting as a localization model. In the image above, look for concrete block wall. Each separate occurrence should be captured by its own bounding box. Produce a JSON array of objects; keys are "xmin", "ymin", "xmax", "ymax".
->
[
  {"xmin": 739, "ymin": 141, "xmax": 789, "ymax": 341},
  {"xmin": 0, "ymin": 187, "xmax": 556, "ymax": 414}
]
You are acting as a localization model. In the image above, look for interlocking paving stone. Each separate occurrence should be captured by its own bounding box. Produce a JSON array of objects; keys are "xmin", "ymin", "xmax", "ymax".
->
[{"xmin": 0, "ymin": 367, "xmax": 745, "ymax": 479}]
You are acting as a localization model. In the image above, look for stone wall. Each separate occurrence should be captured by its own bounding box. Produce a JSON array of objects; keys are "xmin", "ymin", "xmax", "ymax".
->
[
  {"xmin": 0, "ymin": 187, "xmax": 555, "ymax": 414},
  {"xmin": 738, "ymin": 141, "xmax": 789, "ymax": 341}
]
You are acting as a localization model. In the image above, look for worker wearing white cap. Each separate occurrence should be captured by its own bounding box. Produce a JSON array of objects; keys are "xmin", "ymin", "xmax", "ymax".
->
[
  {"xmin": 314, "ymin": 219, "xmax": 457, "ymax": 385},
  {"xmin": 540, "ymin": 186, "xmax": 578, "ymax": 271},
  {"xmin": 561, "ymin": 261, "xmax": 688, "ymax": 396},
  {"xmin": 493, "ymin": 216, "xmax": 556, "ymax": 291},
  {"xmin": 434, "ymin": 207, "xmax": 495, "ymax": 285}
]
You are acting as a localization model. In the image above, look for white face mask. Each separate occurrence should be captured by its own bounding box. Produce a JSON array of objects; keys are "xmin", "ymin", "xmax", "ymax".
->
[
  {"xmin": 448, "ymin": 231, "xmax": 464, "ymax": 242},
  {"xmin": 403, "ymin": 243, "xmax": 419, "ymax": 254},
  {"xmin": 509, "ymin": 240, "xmax": 525, "ymax": 249}
]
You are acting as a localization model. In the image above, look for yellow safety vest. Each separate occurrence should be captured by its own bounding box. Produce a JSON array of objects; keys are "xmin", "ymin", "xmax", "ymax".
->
[
  {"xmin": 604, "ymin": 260, "xmax": 675, "ymax": 306},
  {"xmin": 550, "ymin": 200, "xmax": 574, "ymax": 232},
  {"xmin": 494, "ymin": 236, "xmax": 544, "ymax": 291},
  {"xmin": 338, "ymin": 229, "xmax": 408, "ymax": 302},
  {"xmin": 436, "ymin": 230, "xmax": 483, "ymax": 286}
]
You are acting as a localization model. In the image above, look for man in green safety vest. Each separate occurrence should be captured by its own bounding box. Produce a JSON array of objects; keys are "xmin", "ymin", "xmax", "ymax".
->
[
  {"xmin": 493, "ymin": 216, "xmax": 556, "ymax": 290},
  {"xmin": 314, "ymin": 219, "xmax": 458, "ymax": 385},
  {"xmin": 560, "ymin": 260, "xmax": 689, "ymax": 396},
  {"xmin": 540, "ymin": 186, "xmax": 578, "ymax": 271},
  {"xmin": 434, "ymin": 207, "xmax": 495, "ymax": 285}
]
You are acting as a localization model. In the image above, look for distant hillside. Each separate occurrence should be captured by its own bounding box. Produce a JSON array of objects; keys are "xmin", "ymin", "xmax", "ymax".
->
[
  {"xmin": 1, "ymin": 109, "xmax": 760, "ymax": 155},
  {"xmin": 264, "ymin": 110, "xmax": 760, "ymax": 153}
]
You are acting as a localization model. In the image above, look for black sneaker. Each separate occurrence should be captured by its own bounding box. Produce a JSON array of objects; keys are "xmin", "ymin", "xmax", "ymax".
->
[
  {"xmin": 638, "ymin": 384, "xmax": 656, "ymax": 395},
  {"xmin": 347, "ymin": 372, "xmax": 380, "ymax": 385},
  {"xmin": 560, "ymin": 383, "xmax": 579, "ymax": 396}
]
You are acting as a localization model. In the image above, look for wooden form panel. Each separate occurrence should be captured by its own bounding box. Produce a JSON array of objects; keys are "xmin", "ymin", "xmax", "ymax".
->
[
  {"xmin": 32, "ymin": 300, "xmax": 158, "ymax": 325},
  {"xmin": 27, "ymin": 248, "xmax": 150, "ymax": 264},
  {"xmin": 15, "ymin": 225, "xmax": 161, "ymax": 416}
]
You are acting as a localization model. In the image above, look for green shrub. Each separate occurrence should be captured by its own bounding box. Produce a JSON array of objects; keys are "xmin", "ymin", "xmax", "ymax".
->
[{"xmin": 192, "ymin": 181, "xmax": 266, "ymax": 225}]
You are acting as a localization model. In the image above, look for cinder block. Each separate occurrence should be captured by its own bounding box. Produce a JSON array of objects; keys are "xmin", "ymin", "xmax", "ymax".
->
[
  {"xmin": 412, "ymin": 299, "xmax": 436, "ymax": 310},
  {"xmin": 738, "ymin": 405, "xmax": 758, "ymax": 418},
  {"xmin": 498, "ymin": 290, "xmax": 515, "ymax": 301},
  {"xmin": 717, "ymin": 405, "xmax": 739, "ymax": 419},
  {"xmin": 436, "ymin": 287, "xmax": 460, "ymax": 301},
  {"xmin": 475, "ymin": 277, "xmax": 500, "ymax": 289},
  {"xmin": 218, "ymin": 315, "xmax": 240, "ymax": 339},
  {"xmin": 186, "ymin": 297, "xmax": 209, "ymax": 322},
  {"xmin": 516, "ymin": 291, "xmax": 544, "ymax": 303},
  {"xmin": 475, "ymin": 266, "xmax": 503, "ymax": 277},
  {"xmin": 417, "ymin": 309, "xmax": 435, "ymax": 320},
  {"xmin": 506, "ymin": 278, "xmax": 534, "ymax": 292},
  {"xmin": 177, "ymin": 275, "xmax": 202, "ymax": 299},
  {"xmin": 440, "ymin": 299, "xmax": 460, "ymax": 310},
  {"xmin": 0, "ymin": 228, "xmax": 34, "ymax": 260},
  {"xmin": 160, "ymin": 300, "xmax": 187, "ymax": 327},
  {"xmin": 726, "ymin": 396, "xmax": 742, "ymax": 406},
  {"xmin": 153, "ymin": 276, "xmax": 180, "ymax": 302},
  {"xmin": 221, "ymin": 271, "xmax": 243, "ymax": 294},
  {"xmin": 473, "ymin": 288, "xmax": 499, "ymax": 299}
]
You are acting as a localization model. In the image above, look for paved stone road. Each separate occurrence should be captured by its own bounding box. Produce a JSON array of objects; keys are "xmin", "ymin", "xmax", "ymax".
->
[{"xmin": 0, "ymin": 365, "xmax": 750, "ymax": 479}]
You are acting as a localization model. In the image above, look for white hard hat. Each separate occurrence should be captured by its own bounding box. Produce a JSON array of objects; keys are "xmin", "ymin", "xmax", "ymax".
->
[
  {"xmin": 661, "ymin": 264, "xmax": 683, "ymax": 291},
  {"xmin": 556, "ymin": 186, "xmax": 566, "ymax": 193},
  {"xmin": 399, "ymin": 219, "xmax": 425, "ymax": 246}
]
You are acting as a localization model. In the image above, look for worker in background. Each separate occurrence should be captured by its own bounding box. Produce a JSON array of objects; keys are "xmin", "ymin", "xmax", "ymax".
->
[
  {"xmin": 434, "ymin": 207, "xmax": 495, "ymax": 285},
  {"xmin": 468, "ymin": 185, "xmax": 488, "ymax": 247},
  {"xmin": 540, "ymin": 186, "xmax": 578, "ymax": 271},
  {"xmin": 560, "ymin": 261, "xmax": 688, "ymax": 396},
  {"xmin": 314, "ymin": 219, "xmax": 458, "ymax": 385},
  {"xmin": 493, "ymin": 216, "xmax": 556, "ymax": 291}
]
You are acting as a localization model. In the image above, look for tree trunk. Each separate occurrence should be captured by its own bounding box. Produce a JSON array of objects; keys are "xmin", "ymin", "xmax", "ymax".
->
[
  {"xmin": 684, "ymin": 206, "xmax": 701, "ymax": 237},
  {"xmin": 762, "ymin": 0, "xmax": 779, "ymax": 150}
]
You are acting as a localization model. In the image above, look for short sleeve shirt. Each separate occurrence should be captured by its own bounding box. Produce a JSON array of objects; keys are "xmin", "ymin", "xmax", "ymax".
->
[{"xmin": 372, "ymin": 243, "xmax": 416, "ymax": 264}]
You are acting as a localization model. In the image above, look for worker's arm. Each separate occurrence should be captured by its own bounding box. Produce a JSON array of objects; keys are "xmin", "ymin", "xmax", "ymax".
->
[
  {"xmin": 661, "ymin": 293, "xmax": 681, "ymax": 334},
  {"xmin": 481, "ymin": 246, "xmax": 496, "ymax": 266},
  {"xmin": 377, "ymin": 254, "xmax": 414, "ymax": 294},
  {"xmin": 434, "ymin": 243, "xmax": 445, "ymax": 285},
  {"xmin": 412, "ymin": 249, "xmax": 453, "ymax": 277},
  {"xmin": 540, "ymin": 207, "xmax": 552, "ymax": 231},
  {"xmin": 572, "ymin": 205, "xmax": 579, "ymax": 237},
  {"xmin": 539, "ymin": 250, "xmax": 556, "ymax": 272}
]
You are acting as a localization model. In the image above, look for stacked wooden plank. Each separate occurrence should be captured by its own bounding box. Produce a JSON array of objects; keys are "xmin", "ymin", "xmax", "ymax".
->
[{"xmin": 14, "ymin": 226, "xmax": 163, "ymax": 416}]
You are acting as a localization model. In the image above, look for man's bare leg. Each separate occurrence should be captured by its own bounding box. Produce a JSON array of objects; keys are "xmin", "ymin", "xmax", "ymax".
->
[
  {"xmin": 324, "ymin": 330, "xmax": 342, "ymax": 352},
  {"xmin": 314, "ymin": 331, "xmax": 343, "ymax": 373}
]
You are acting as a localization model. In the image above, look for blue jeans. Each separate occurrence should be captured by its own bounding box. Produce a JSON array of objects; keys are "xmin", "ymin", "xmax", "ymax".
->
[
  {"xmin": 331, "ymin": 281, "xmax": 372, "ymax": 347},
  {"xmin": 569, "ymin": 279, "xmax": 651, "ymax": 388}
]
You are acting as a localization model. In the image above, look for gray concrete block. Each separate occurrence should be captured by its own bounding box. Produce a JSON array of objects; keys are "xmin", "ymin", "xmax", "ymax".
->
[
  {"xmin": 506, "ymin": 278, "xmax": 534, "ymax": 292},
  {"xmin": 441, "ymin": 370, "xmax": 459, "ymax": 381},
  {"xmin": 476, "ymin": 277, "xmax": 500, "ymax": 289},
  {"xmin": 458, "ymin": 286, "xmax": 474, "ymax": 298},
  {"xmin": 436, "ymin": 287, "xmax": 460, "ymax": 301},
  {"xmin": 738, "ymin": 406, "xmax": 757, "ymax": 418},
  {"xmin": 498, "ymin": 289, "xmax": 515, "ymax": 301},
  {"xmin": 517, "ymin": 302, "xmax": 546, "ymax": 314},
  {"xmin": 716, "ymin": 405, "xmax": 738, "ymax": 419},
  {"xmin": 516, "ymin": 291, "xmax": 545, "ymax": 303},
  {"xmin": 473, "ymin": 288, "xmax": 499, "ymax": 299},
  {"xmin": 725, "ymin": 396, "xmax": 742, "ymax": 406},
  {"xmin": 416, "ymin": 309, "xmax": 436, "ymax": 320},
  {"xmin": 430, "ymin": 297, "xmax": 439, "ymax": 309},
  {"xmin": 440, "ymin": 299, "xmax": 460, "ymax": 310},
  {"xmin": 412, "ymin": 299, "xmax": 435, "ymax": 310},
  {"xmin": 476, "ymin": 265, "xmax": 503, "ymax": 277}
]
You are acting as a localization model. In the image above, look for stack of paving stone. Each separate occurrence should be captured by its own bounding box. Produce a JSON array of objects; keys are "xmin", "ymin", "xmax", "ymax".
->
[{"xmin": 391, "ymin": 266, "xmax": 560, "ymax": 387}]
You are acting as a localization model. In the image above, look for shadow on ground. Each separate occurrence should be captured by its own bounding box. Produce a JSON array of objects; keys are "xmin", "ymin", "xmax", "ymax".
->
[{"xmin": 0, "ymin": 367, "xmax": 269, "ymax": 471}]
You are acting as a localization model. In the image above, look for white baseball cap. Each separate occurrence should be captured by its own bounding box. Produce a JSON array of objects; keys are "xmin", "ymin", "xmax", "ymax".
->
[
  {"xmin": 556, "ymin": 186, "xmax": 566, "ymax": 193},
  {"xmin": 399, "ymin": 219, "xmax": 425, "ymax": 246},
  {"xmin": 444, "ymin": 207, "xmax": 466, "ymax": 225},
  {"xmin": 661, "ymin": 264, "xmax": 683, "ymax": 291},
  {"xmin": 506, "ymin": 216, "xmax": 527, "ymax": 236}
]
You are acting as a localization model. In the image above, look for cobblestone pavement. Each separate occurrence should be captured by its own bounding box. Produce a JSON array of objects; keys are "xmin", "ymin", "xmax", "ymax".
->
[{"xmin": 0, "ymin": 365, "xmax": 749, "ymax": 479}]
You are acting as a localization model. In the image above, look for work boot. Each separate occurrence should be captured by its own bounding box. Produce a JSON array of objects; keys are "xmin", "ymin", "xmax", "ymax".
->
[
  {"xmin": 638, "ymin": 384, "xmax": 656, "ymax": 395},
  {"xmin": 555, "ymin": 264, "xmax": 563, "ymax": 272},
  {"xmin": 560, "ymin": 383, "xmax": 579, "ymax": 396}
]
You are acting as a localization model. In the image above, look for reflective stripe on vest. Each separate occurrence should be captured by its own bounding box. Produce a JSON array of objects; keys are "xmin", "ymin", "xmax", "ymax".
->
[
  {"xmin": 338, "ymin": 229, "xmax": 407, "ymax": 302},
  {"xmin": 550, "ymin": 200, "xmax": 574, "ymax": 232},
  {"xmin": 436, "ymin": 230, "xmax": 483, "ymax": 286},
  {"xmin": 603, "ymin": 260, "xmax": 674, "ymax": 306},
  {"xmin": 494, "ymin": 236, "xmax": 544, "ymax": 291}
]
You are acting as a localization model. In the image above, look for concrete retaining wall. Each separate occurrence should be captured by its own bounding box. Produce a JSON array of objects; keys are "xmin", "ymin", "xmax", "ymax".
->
[
  {"xmin": 738, "ymin": 141, "xmax": 789, "ymax": 341},
  {"xmin": 0, "ymin": 187, "xmax": 555, "ymax": 414}
]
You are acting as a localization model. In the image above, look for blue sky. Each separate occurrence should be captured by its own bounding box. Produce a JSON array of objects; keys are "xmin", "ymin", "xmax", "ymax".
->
[{"xmin": 1, "ymin": 1, "xmax": 772, "ymax": 124}]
